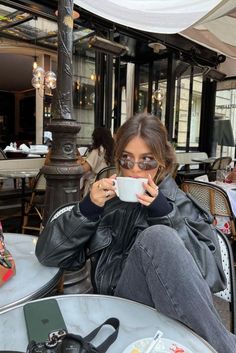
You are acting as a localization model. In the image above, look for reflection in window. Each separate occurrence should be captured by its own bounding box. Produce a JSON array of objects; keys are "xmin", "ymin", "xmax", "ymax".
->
[
  {"xmin": 173, "ymin": 63, "xmax": 203, "ymax": 150},
  {"xmin": 215, "ymin": 80, "xmax": 236, "ymax": 158}
]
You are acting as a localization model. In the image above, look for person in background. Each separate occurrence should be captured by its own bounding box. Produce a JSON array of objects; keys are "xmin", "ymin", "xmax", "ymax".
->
[
  {"xmin": 79, "ymin": 126, "xmax": 114, "ymax": 196},
  {"xmin": 36, "ymin": 113, "xmax": 235, "ymax": 353}
]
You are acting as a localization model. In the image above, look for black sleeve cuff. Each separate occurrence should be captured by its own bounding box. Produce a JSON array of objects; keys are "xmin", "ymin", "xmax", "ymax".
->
[
  {"xmin": 79, "ymin": 194, "xmax": 104, "ymax": 220},
  {"xmin": 148, "ymin": 190, "xmax": 172, "ymax": 217}
]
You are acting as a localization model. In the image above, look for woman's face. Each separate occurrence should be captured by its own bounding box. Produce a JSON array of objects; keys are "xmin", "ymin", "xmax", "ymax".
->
[{"xmin": 119, "ymin": 136, "xmax": 159, "ymax": 179}]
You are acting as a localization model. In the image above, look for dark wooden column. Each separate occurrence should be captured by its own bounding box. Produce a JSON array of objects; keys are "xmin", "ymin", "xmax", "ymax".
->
[{"xmin": 41, "ymin": 0, "xmax": 83, "ymax": 225}]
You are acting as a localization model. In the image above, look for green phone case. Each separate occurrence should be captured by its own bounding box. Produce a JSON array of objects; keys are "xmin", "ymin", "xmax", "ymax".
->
[{"xmin": 23, "ymin": 299, "xmax": 67, "ymax": 343}]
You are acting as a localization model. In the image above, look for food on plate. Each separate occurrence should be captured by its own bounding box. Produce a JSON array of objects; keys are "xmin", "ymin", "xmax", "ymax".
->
[{"xmin": 131, "ymin": 348, "xmax": 141, "ymax": 353}]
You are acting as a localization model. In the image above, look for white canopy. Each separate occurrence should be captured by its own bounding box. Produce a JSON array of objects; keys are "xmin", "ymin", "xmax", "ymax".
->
[
  {"xmin": 75, "ymin": 0, "xmax": 236, "ymax": 73},
  {"xmin": 181, "ymin": 0, "xmax": 236, "ymax": 59},
  {"xmin": 74, "ymin": 0, "xmax": 222, "ymax": 34}
]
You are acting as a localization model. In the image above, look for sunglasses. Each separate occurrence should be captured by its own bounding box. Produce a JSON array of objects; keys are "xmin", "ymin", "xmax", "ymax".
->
[{"xmin": 119, "ymin": 157, "xmax": 158, "ymax": 170}]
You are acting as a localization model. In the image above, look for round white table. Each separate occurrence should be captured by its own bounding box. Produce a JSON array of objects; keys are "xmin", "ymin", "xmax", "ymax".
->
[
  {"xmin": 0, "ymin": 233, "xmax": 62, "ymax": 313},
  {"xmin": 0, "ymin": 294, "xmax": 217, "ymax": 353}
]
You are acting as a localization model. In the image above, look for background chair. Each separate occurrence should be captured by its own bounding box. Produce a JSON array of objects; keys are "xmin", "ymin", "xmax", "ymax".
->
[
  {"xmin": 95, "ymin": 165, "xmax": 117, "ymax": 181},
  {"xmin": 181, "ymin": 180, "xmax": 236, "ymax": 241},
  {"xmin": 48, "ymin": 202, "xmax": 93, "ymax": 294},
  {"xmin": 22, "ymin": 171, "xmax": 46, "ymax": 234},
  {"xmin": 207, "ymin": 156, "xmax": 232, "ymax": 181},
  {"xmin": 0, "ymin": 148, "xmax": 7, "ymax": 159},
  {"xmin": 0, "ymin": 148, "xmax": 7, "ymax": 189},
  {"xmin": 215, "ymin": 230, "xmax": 236, "ymax": 333},
  {"xmin": 181, "ymin": 180, "xmax": 236, "ymax": 333}
]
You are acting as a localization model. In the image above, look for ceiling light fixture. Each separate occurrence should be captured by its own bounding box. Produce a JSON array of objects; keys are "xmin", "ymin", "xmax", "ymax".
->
[
  {"xmin": 32, "ymin": 68, "xmax": 57, "ymax": 91},
  {"xmin": 148, "ymin": 42, "xmax": 167, "ymax": 53},
  {"xmin": 88, "ymin": 36, "xmax": 129, "ymax": 56}
]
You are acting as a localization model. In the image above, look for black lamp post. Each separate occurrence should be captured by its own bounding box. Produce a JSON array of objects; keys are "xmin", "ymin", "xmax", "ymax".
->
[{"xmin": 41, "ymin": 0, "xmax": 83, "ymax": 225}]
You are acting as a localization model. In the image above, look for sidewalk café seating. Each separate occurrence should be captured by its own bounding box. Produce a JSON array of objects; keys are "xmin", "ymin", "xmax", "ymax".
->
[
  {"xmin": 214, "ymin": 231, "xmax": 236, "ymax": 333},
  {"xmin": 48, "ymin": 202, "xmax": 93, "ymax": 294},
  {"xmin": 181, "ymin": 180, "xmax": 236, "ymax": 240},
  {"xmin": 0, "ymin": 149, "xmax": 7, "ymax": 189},
  {"xmin": 0, "ymin": 148, "xmax": 7, "ymax": 159},
  {"xmin": 181, "ymin": 180, "xmax": 236, "ymax": 333},
  {"xmin": 207, "ymin": 156, "xmax": 232, "ymax": 181},
  {"xmin": 22, "ymin": 171, "xmax": 46, "ymax": 234},
  {"xmin": 175, "ymin": 152, "xmax": 209, "ymax": 184}
]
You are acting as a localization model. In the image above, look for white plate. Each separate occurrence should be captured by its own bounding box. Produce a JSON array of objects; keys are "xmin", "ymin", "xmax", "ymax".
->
[{"xmin": 122, "ymin": 337, "xmax": 194, "ymax": 353}]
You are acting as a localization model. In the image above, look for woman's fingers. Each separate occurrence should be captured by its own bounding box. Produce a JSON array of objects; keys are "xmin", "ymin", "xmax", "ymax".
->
[
  {"xmin": 137, "ymin": 174, "xmax": 158, "ymax": 206},
  {"xmin": 90, "ymin": 177, "xmax": 116, "ymax": 206}
]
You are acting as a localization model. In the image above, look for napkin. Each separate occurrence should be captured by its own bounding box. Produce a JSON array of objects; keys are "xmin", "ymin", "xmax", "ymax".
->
[
  {"xmin": 19, "ymin": 144, "xmax": 30, "ymax": 152},
  {"xmin": 4, "ymin": 145, "xmax": 17, "ymax": 152}
]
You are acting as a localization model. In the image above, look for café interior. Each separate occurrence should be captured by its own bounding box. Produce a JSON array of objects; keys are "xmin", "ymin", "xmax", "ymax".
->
[{"xmin": 1, "ymin": 1, "xmax": 236, "ymax": 349}]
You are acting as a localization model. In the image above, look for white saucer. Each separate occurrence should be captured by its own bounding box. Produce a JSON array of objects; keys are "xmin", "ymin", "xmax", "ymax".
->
[{"xmin": 122, "ymin": 337, "xmax": 193, "ymax": 353}]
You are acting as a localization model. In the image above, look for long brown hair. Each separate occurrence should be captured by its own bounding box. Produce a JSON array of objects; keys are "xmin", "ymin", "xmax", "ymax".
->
[
  {"xmin": 89, "ymin": 127, "xmax": 114, "ymax": 165},
  {"xmin": 115, "ymin": 113, "xmax": 176, "ymax": 182}
]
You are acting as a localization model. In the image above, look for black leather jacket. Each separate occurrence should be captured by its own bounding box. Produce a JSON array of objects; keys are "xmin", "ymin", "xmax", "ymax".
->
[{"xmin": 36, "ymin": 175, "xmax": 226, "ymax": 294}]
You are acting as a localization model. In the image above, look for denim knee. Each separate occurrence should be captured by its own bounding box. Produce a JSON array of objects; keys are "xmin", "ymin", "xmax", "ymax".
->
[{"xmin": 136, "ymin": 224, "xmax": 184, "ymax": 255}]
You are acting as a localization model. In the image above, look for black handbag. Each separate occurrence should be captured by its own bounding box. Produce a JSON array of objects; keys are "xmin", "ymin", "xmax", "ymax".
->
[
  {"xmin": 26, "ymin": 317, "xmax": 120, "ymax": 353},
  {"xmin": 1, "ymin": 318, "xmax": 119, "ymax": 353}
]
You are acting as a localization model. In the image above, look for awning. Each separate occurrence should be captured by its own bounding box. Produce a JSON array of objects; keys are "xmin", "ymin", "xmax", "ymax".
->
[
  {"xmin": 181, "ymin": 0, "xmax": 236, "ymax": 58},
  {"xmin": 74, "ymin": 0, "xmax": 222, "ymax": 34}
]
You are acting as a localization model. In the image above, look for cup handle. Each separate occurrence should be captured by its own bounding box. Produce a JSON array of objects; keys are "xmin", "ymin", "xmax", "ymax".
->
[{"xmin": 113, "ymin": 180, "xmax": 119, "ymax": 197}]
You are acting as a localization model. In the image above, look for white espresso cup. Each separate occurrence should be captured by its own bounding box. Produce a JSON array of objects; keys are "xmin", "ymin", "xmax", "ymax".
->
[{"xmin": 114, "ymin": 176, "xmax": 148, "ymax": 202}]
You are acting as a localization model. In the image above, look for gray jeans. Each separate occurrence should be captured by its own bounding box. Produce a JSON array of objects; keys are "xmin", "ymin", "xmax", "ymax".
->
[{"xmin": 115, "ymin": 225, "xmax": 236, "ymax": 353}]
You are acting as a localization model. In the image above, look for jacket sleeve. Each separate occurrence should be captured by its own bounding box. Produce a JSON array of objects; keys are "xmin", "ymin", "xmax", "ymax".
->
[
  {"xmin": 147, "ymin": 192, "xmax": 226, "ymax": 293},
  {"xmin": 35, "ymin": 203, "xmax": 100, "ymax": 270}
]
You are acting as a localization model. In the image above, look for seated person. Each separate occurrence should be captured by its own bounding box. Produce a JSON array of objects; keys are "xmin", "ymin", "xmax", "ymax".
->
[
  {"xmin": 36, "ymin": 113, "xmax": 236, "ymax": 353},
  {"xmin": 79, "ymin": 127, "xmax": 114, "ymax": 196}
]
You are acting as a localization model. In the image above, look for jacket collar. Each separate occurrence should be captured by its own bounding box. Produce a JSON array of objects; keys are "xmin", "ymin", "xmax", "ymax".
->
[{"xmin": 159, "ymin": 174, "xmax": 178, "ymax": 202}]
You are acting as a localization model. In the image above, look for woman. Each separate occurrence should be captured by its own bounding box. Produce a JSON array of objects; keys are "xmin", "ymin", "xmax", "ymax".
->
[
  {"xmin": 36, "ymin": 113, "xmax": 235, "ymax": 353},
  {"xmin": 79, "ymin": 126, "xmax": 114, "ymax": 196}
]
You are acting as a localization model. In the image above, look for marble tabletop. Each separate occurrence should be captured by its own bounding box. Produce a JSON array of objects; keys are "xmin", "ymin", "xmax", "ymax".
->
[
  {"xmin": 0, "ymin": 233, "xmax": 62, "ymax": 313},
  {"xmin": 0, "ymin": 294, "xmax": 217, "ymax": 353}
]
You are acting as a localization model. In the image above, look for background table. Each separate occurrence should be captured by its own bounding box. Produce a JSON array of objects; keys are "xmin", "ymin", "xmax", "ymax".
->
[
  {"xmin": 0, "ymin": 170, "xmax": 39, "ymax": 229},
  {"xmin": 0, "ymin": 294, "xmax": 217, "ymax": 353},
  {"xmin": 0, "ymin": 233, "xmax": 62, "ymax": 313}
]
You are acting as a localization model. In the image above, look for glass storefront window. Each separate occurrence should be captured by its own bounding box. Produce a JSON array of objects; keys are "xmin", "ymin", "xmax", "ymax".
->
[
  {"xmin": 136, "ymin": 64, "xmax": 149, "ymax": 113},
  {"xmin": 173, "ymin": 63, "xmax": 203, "ymax": 150},
  {"xmin": 190, "ymin": 75, "xmax": 202, "ymax": 148},
  {"xmin": 215, "ymin": 80, "xmax": 236, "ymax": 158},
  {"xmin": 73, "ymin": 47, "xmax": 96, "ymax": 145}
]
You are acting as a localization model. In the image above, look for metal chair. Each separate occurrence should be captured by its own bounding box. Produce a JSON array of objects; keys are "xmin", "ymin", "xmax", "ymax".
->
[
  {"xmin": 215, "ymin": 230, "xmax": 236, "ymax": 333},
  {"xmin": 207, "ymin": 156, "xmax": 232, "ymax": 181},
  {"xmin": 181, "ymin": 180, "xmax": 236, "ymax": 332},
  {"xmin": 0, "ymin": 148, "xmax": 7, "ymax": 159},
  {"xmin": 95, "ymin": 165, "xmax": 117, "ymax": 181},
  {"xmin": 48, "ymin": 202, "xmax": 93, "ymax": 294},
  {"xmin": 0, "ymin": 149, "xmax": 7, "ymax": 189},
  {"xmin": 181, "ymin": 180, "xmax": 236, "ymax": 240},
  {"xmin": 22, "ymin": 171, "xmax": 46, "ymax": 234}
]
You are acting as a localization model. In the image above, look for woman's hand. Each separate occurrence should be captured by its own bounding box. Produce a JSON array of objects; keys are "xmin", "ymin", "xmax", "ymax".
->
[
  {"xmin": 137, "ymin": 174, "xmax": 159, "ymax": 206},
  {"xmin": 90, "ymin": 174, "xmax": 117, "ymax": 207}
]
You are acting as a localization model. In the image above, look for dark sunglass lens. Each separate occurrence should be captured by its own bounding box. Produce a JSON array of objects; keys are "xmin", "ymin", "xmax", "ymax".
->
[
  {"xmin": 139, "ymin": 160, "xmax": 158, "ymax": 170},
  {"xmin": 119, "ymin": 158, "xmax": 133, "ymax": 169}
]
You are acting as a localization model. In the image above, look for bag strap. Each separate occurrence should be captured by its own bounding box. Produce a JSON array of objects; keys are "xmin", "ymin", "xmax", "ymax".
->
[
  {"xmin": 84, "ymin": 317, "xmax": 119, "ymax": 353},
  {"xmin": 62, "ymin": 317, "xmax": 120, "ymax": 353}
]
